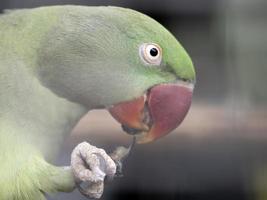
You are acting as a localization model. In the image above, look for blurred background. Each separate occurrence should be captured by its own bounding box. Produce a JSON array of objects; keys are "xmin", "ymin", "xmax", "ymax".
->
[{"xmin": 1, "ymin": 0, "xmax": 267, "ymax": 200}]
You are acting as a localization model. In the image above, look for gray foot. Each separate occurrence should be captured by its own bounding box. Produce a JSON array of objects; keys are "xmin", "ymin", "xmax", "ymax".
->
[{"xmin": 71, "ymin": 142, "xmax": 116, "ymax": 199}]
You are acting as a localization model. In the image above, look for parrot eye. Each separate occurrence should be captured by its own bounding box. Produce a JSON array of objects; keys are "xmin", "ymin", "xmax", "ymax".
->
[{"xmin": 139, "ymin": 43, "xmax": 162, "ymax": 65}]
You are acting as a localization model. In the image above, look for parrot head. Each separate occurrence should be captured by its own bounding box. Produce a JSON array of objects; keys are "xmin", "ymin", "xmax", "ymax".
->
[
  {"xmin": 105, "ymin": 7, "xmax": 195, "ymax": 143},
  {"xmin": 37, "ymin": 6, "xmax": 195, "ymax": 144}
]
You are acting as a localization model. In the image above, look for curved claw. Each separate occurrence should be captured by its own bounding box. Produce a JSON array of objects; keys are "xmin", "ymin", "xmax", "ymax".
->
[{"xmin": 76, "ymin": 181, "xmax": 104, "ymax": 199}]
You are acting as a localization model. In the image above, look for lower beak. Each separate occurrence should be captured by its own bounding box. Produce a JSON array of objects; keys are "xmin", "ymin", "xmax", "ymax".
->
[{"xmin": 108, "ymin": 81, "xmax": 194, "ymax": 144}]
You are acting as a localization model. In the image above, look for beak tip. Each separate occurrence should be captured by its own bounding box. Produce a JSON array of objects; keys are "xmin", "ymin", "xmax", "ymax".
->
[{"xmin": 135, "ymin": 133, "xmax": 155, "ymax": 144}]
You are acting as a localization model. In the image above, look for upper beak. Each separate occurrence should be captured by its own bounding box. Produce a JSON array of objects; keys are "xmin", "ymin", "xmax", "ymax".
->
[{"xmin": 108, "ymin": 81, "xmax": 194, "ymax": 144}]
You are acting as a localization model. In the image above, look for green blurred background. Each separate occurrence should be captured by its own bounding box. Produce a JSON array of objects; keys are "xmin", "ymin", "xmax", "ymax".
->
[{"xmin": 1, "ymin": 0, "xmax": 267, "ymax": 200}]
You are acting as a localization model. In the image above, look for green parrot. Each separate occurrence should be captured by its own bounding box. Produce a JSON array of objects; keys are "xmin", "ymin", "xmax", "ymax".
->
[{"xmin": 0, "ymin": 5, "xmax": 195, "ymax": 200}]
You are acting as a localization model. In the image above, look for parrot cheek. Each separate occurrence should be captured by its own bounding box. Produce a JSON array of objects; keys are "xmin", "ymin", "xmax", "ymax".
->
[{"xmin": 108, "ymin": 81, "xmax": 194, "ymax": 144}]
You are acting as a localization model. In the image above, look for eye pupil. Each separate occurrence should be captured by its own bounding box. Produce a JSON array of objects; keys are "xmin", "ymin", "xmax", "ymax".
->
[{"xmin": 150, "ymin": 48, "xmax": 158, "ymax": 57}]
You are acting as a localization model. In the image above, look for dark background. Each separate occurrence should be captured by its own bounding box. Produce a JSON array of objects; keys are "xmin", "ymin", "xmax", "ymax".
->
[{"xmin": 1, "ymin": 0, "xmax": 267, "ymax": 200}]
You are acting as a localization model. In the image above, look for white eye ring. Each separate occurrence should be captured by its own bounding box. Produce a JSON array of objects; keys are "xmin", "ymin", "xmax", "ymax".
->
[{"xmin": 139, "ymin": 43, "xmax": 162, "ymax": 65}]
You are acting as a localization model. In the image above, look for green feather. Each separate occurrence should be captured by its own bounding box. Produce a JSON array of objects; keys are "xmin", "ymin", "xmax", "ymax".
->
[{"xmin": 0, "ymin": 5, "xmax": 195, "ymax": 199}]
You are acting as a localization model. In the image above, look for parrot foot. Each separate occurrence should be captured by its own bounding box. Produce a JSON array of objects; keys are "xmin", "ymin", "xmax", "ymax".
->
[{"xmin": 71, "ymin": 142, "xmax": 116, "ymax": 199}]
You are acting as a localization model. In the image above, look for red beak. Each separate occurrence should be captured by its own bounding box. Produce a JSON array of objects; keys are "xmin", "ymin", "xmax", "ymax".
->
[{"xmin": 109, "ymin": 82, "xmax": 193, "ymax": 143}]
